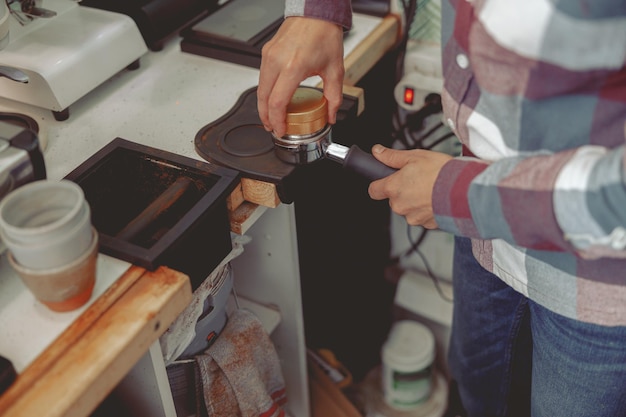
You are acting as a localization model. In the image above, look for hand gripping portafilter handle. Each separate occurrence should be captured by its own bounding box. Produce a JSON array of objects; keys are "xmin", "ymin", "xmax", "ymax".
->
[{"xmin": 326, "ymin": 142, "xmax": 397, "ymax": 181}]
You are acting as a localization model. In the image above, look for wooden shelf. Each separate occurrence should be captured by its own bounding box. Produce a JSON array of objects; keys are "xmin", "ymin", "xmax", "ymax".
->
[{"xmin": 0, "ymin": 266, "xmax": 192, "ymax": 417}]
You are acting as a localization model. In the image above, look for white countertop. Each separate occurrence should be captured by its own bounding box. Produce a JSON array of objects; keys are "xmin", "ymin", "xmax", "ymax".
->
[{"xmin": 0, "ymin": 12, "xmax": 383, "ymax": 373}]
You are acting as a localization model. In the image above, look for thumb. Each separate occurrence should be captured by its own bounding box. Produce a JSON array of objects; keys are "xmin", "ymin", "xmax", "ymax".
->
[{"xmin": 372, "ymin": 144, "xmax": 407, "ymax": 169}]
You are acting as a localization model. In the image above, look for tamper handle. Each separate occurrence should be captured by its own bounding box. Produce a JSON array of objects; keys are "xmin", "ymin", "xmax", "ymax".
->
[{"xmin": 344, "ymin": 145, "xmax": 397, "ymax": 181}]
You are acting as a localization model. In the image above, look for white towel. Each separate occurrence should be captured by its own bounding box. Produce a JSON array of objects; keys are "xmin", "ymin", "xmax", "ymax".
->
[
  {"xmin": 160, "ymin": 235, "xmax": 248, "ymax": 365},
  {"xmin": 197, "ymin": 308, "xmax": 288, "ymax": 417}
]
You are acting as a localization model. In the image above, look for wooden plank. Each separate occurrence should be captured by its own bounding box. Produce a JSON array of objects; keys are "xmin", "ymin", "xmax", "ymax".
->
[
  {"xmin": 343, "ymin": 15, "xmax": 401, "ymax": 86},
  {"xmin": 241, "ymin": 178, "xmax": 281, "ymax": 208},
  {"xmin": 229, "ymin": 201, "xmax": 268, "ymax": 235},
  {"xmin": 341, "ymin": 85, "xmax": 366, "ymax": 116},
  {"xmin": 228, "ymin": 182, "xmax": 273, "ymax": 233},
  {"xmin": 0, "ymin": 265, "xmax": 144, "ymax": 415},
  {"xmin": 226, "ymin": 181, "xmax": 245, "ymax": 212},
  {"xmin": 227, "ymin": 180, "xmax": 279, "ymax": 233},
  {"xmin": 0, "ymin": 266, "xmax": 192, "ymax": 417}
]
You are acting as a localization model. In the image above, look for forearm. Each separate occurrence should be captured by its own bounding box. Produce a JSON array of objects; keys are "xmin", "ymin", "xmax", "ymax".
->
[{"xmin": 433, "ymin": 146, "xmax": 626, "ymax": 259}]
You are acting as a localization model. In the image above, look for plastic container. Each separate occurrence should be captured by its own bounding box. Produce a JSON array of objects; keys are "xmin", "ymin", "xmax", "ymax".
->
[
  {"xmin": 381, "ymin": 320, "xmax": 435, "ymax": 410},
  {"xmin": 359, "ymin": 367, "xmax": 448, "ymax": 417}
]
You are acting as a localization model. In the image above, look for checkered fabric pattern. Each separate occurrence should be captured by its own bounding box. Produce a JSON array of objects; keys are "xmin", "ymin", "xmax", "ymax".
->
[{"xmin": 286, "ymin": 0, "xmax": 626, "ymax": 325}]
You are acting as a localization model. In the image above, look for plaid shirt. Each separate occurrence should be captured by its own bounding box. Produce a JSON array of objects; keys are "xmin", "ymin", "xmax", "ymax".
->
[
  {"xmin": 288, "ymin": 0, "xmax": 626, "ymax": 326},
  {"xmin": 285, "ymin": 0, "xmax": 352, "ymax": 29}
]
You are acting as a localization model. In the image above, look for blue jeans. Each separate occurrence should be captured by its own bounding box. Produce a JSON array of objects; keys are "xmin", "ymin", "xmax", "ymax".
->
[{"xmin": 449, "ymin": 236, "xmax": 626, "ymax": 417}]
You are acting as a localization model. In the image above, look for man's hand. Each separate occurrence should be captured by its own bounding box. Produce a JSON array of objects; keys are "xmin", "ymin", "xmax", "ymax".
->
[
  {"xmin": 258, "ymin": 17, "xmax": 345, "ymax": 138},
  {"xmin": 368, "ymin": 145, "xmax": 453, "ymax": 229}
]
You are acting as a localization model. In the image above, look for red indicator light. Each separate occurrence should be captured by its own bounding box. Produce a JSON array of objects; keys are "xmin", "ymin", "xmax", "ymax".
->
[{"xmin": 403, "ymin": 87, "xmax": 415, "ymax": 105}]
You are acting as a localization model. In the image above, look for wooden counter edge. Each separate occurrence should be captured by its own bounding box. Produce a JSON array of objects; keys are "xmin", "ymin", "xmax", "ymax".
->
[
  {"xmin": 0, "ymin": 265, "xmax": 145, "ymax": 414},
  {"xmin": 343, "ymin": 14, "xmax": 402, "ymax": 87},
  {"xmin": 0, "ymin": 265, "xmax": 192, "ymax": 417}
]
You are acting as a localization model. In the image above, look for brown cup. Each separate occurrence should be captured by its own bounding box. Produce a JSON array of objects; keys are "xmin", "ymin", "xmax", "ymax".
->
[{"xmin": 8, "ymin": 228, "xmax": 99, "ymax": 312}]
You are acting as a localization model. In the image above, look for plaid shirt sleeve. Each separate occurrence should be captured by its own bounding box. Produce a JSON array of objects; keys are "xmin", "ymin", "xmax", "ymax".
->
[
  {"xmin": 433, "ymin": 0, "xmax": 626, "ymax": 260},
  {"xmin": 285, "ymin": 0, "xmax": 352, "ymax": 30}
]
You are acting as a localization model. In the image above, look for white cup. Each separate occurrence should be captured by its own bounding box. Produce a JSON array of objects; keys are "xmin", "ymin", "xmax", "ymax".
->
[
  {"xmin": 8, "ymin": 228, "xmax": 99, "ymax": 312},
  {"xmin": 0, "ymin": 180, "xmax": 93, "ymax": 270}
]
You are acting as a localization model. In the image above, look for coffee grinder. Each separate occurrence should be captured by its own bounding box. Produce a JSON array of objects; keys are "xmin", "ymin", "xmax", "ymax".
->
[{"xmin": 0, "ymin": 0, "xmax": 147, "ymax": 120}]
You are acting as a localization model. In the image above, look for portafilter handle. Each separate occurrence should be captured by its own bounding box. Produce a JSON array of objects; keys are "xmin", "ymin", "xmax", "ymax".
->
[{"xmin": 325, "ymin": 142, "xmax": 397, "ymax": 181}]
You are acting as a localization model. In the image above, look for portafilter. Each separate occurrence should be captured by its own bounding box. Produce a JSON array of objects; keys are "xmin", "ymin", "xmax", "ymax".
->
[{"xmin": 272, "ymin": 87, "xmax": 396, "ymax": 181}]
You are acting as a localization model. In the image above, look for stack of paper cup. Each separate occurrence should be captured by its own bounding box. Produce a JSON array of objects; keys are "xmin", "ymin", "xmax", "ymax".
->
[{"xmin": 0, "ymin": 180, "xmax": 98, "ymax": 312}]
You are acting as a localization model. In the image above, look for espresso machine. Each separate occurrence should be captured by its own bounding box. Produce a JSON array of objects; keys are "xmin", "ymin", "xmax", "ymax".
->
[
  {"xmin": 0, "ymin": 119, "xmax": 45, "ymax": 200},
  {"xmin": 0, "ymin": 0, "xmax": 147, "ymax": 120}
]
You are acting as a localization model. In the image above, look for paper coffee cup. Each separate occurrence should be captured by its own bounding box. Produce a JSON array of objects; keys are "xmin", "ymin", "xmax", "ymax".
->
[
  {"xmin": 0, "ymin": 180, "xmax": 92, "ymax": 270},
  {"xmin": 8, "ymin": 228, "xmax": 99, "ymax": 312}
]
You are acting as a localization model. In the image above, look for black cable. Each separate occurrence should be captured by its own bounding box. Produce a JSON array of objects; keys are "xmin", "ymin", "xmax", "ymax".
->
[
  {"xmin": 412, "ymin": 246, "xmax": 454, "ymax": 303},
  {"xmin": 388, "ymin": 218, "xmax": 426, "ymax": 265},
  {"xmin": 395, "ymin": 0, "xmax": 419, "ymax": 82},
  {"xmin": 386, "ymin": 0, "xmax": 453, "ymax": 304},
  {"xmin": 412, "ymin": 121, "xmax": 444, "ymax": 146},
  {"xmin": 405, "ymin": 223, "xmax": 428, "ymax": 257},
  {"xmin": 405, "ymin": 224, "xmax": 454, "ymax": 303},
  {"xmin": 391, "ymin": 0, "xmax": 419, "ymax": 145},
  {"xmin": 393, "ymin": 100, "xmax": 445, "ymax": 150},
  {"xmin": 424, "ymin": 131, "xmax": 456, "ymax": 151}
]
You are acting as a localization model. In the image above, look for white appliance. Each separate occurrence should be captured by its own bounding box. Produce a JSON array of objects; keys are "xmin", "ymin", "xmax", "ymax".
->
[{"xmin": 0, "ymin": 0, "xmax": 147, "ymax": 120}]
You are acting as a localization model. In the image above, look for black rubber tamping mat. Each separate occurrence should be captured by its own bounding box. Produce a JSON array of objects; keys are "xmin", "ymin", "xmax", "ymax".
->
[{"xmin": 194, "ymin": 86, "xmax": 360, "ymax": 203}]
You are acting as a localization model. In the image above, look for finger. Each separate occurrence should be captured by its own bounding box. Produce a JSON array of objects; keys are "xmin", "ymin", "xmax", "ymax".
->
[
  {"xmin": 371, "ymin": 145, "xmax": 414, "ymax": 170},
  {"xmin": 259, "ymin": 33, "xmax": 301, "ymax": 136},
  {"xmin": 321, "ymin": 68, "xmax": 345, "ymax": 125},
  {"xmin": 367, "ymin": 178, "xmax": 389, "ymax": 201},
  {"xmin": 267, "ymin": 72, "xmax": 303, "ymax": 138},
  {"xmin": 257, "ymin": 56, "xmax": 279, "ymax": 132}
]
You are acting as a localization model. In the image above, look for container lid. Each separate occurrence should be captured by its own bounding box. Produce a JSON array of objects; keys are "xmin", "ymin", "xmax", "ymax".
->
[
  {"xmin": 285, "ymin": 87, "xmax": 328, "ymax": 136},
  {"xmin": 382, "ymin": 320, "xmax": 435, "ymax": 370}
]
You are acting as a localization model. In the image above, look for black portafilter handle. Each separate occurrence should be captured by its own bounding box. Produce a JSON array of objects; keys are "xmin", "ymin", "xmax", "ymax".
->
[
  {"xmin": 0, "ymin": 355, "xmax": 17, "ymax": 395},
  {"xmin": 325, "ymin": 143, "xmax": 397, "ymax": 181}
]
